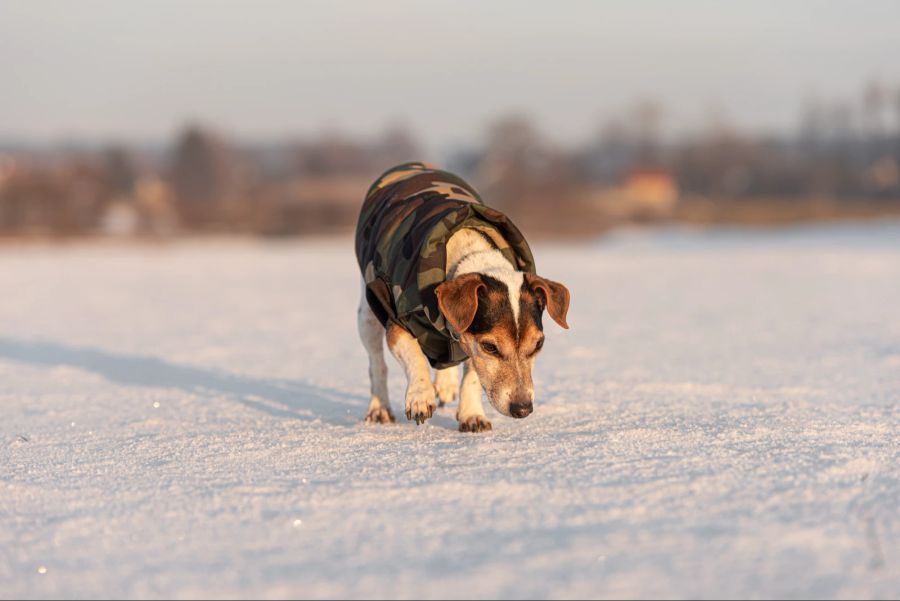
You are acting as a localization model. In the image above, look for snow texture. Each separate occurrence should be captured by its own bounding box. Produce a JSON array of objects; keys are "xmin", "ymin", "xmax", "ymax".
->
[{"xmin": 2, "ymin": 223, "xmax": 899, "ymax": 599}]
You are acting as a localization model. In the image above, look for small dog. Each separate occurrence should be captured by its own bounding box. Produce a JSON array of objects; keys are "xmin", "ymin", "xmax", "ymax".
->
[{"xmin": 355, "ymin": 162, "xmax": 570, "ymax": 432}]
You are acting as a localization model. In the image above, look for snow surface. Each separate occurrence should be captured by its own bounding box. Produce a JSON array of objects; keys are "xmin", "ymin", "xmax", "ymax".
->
[{"xmin": 2, "ymin": 224, "xmax": 899, "ymax": 599}]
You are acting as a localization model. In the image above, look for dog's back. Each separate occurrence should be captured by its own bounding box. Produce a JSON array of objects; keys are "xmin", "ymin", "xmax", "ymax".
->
[{"xmin": 354, "ymin": 162, "xmax": 483, "ymax": 275}]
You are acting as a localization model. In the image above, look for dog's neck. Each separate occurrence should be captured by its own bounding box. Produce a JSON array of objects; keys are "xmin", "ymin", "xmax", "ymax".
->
[{"xmin": 446, "ymin": 227, "xmax": 525, "ymax": 323}]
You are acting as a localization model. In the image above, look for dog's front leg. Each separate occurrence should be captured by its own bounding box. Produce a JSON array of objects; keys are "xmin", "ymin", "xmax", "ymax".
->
[
  {"xmin": 457, "ymin": 360, "xmax": 492, "ymax": 432},
  {"xmin": 386, "ymin": 324, "xmax": 436, "ymax": 425},
  {"xmin": 433, "ymin": 365, "xmax": 460, "ymax": 406}
]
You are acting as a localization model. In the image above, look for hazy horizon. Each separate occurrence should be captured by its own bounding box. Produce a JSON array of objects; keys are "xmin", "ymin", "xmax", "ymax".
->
[{"xmin": 2, "ymin": 0, "xmax": 900, "ymax": 153}]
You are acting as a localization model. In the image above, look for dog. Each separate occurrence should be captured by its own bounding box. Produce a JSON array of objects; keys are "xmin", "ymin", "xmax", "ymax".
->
[{"xmin": 355, "ymin": 162, "xmax": 570, "ymax": 432}]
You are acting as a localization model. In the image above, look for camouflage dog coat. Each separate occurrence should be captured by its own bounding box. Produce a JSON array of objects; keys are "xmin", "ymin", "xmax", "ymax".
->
[{"xmin": 355, "ymin": 162, "xmax": 536, "ymax": 369}]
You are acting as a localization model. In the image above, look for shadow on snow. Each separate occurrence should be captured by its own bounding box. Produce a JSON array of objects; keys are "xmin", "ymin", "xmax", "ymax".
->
[{"xmin": 0, "ymin": 336, "xmax": 363, "ymax": 426}]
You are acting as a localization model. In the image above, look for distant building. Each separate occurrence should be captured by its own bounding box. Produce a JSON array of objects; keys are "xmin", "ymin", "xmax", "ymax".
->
[
  {"xmin": 588, "ymin": 167, "xmax": 679, "ymax": 221},
  {"xmin": 100, "ymin": 175, "xmax": 179, "ymax": 237},
  {"xmin": 622, "ymin": 168, "xmax": 679, "ymax": 213}
]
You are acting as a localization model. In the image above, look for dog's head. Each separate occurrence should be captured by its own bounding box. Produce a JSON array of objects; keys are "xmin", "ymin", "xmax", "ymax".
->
[{"xmin": 436, "ymin": 271, "xmax": 570, "ymax": 418}]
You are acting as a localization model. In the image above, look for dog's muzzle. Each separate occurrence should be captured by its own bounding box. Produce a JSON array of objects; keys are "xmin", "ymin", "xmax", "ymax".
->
[{"xmin": 510, "ymin": 401, "xmax": 533, "ymax": 419}]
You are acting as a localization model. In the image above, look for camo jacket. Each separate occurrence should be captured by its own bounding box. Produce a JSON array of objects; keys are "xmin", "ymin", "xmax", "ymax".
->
[{"xmin": 355, "ymin": 162, "xmax": 536, "ymax": 369}]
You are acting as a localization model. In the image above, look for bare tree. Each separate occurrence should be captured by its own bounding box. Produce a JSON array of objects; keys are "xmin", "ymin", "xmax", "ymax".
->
[
  {"xmin": 631, "ymin": 98, "xmax": 663, "ymax": 165},
  {"xmin": 170, "ymin": 125, "xmax": 248, "ymax": 226},
  {"xmin": 862, "ymin": 80, "xmax": 887, "ymax": 140}
]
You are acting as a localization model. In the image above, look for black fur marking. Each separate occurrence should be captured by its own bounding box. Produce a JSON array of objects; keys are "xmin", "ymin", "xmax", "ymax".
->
[
  {"xmin": 473, "ymin": 228, "xmax": 500, "ymax": 250},
  {"xmin": 467, "ymin": 275, "xmax": 514, "ymax": 335}
]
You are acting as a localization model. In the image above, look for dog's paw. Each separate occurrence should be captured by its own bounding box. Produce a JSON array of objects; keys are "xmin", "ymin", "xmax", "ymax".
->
[
  {"xmin": 365, "ymin": 406, "xmax": 395, "ymax": 424},
  {"xmin": 458, "ymin": 415, "xmax": 492, "ymax": 433},
  {"xmin": 405, "ymin": 387, "xmax": 437, "ymax": 425},
  {"xmin": 434, "ymin": 380, "xmax": 459, "ymax": 407}
]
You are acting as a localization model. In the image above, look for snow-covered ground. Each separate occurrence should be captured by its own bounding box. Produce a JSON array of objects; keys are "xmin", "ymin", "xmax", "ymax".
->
[{"xmin": 2, "ymin": 223, "xmax": 899, "ymax": 599}]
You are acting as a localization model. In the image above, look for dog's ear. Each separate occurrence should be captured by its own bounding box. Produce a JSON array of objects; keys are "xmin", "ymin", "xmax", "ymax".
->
[
  {"xmin": 436, "ymin": 273, "xmax": 485, "ymax": 334},
  {"xmin": 526, "ymin": 273, "xmax": 570, "ymax": 329}
]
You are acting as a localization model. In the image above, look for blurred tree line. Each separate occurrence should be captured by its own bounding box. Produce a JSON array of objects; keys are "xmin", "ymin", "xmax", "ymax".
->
[{"xmin": 2, "ymin": 80, "xmax": 900, "ymax": 238}]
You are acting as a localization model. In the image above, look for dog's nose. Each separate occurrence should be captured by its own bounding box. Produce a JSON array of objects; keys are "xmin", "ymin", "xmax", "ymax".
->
[{"xmin": 510, "ymin": 401, "xmax": 533, "ymax": 419}]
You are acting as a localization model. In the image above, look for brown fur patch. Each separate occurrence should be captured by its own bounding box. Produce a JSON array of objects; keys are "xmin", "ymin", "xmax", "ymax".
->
[
  {"xmin": 524, "ymin": 273, "xmax": 570, "ymax": 329},
  {"xmin": 435, "ymin": 273, "xmax": 485, "ymax": 334},
  {"xmin": 385, "ymin": 323, "xmax": 406, "ymax": 351}
]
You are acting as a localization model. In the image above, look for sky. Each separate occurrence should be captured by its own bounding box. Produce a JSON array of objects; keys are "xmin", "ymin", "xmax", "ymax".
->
[{"xmin": 1, "ymin": 0, "xmax": 899, "ymax": 151}]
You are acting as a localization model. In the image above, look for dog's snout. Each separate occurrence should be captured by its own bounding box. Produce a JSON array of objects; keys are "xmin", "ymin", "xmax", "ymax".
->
[{"xmin": 510, "ymin": 401, "xmax": 533, "ymax": 419}]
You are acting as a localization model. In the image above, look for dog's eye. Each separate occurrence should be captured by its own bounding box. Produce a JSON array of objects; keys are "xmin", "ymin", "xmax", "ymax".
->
[
  {"xmin": 529, "ymin": 338, "xmax": 544, "ymax": 356},
  {"xmin": 480, "ymin": 341, "xmax": 501, "ymax": 357}
]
